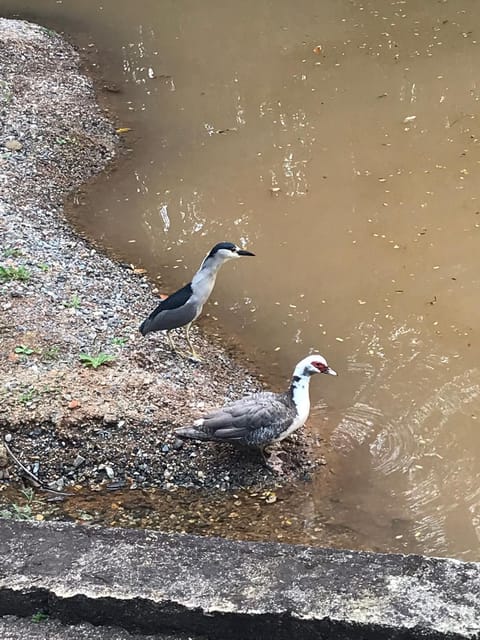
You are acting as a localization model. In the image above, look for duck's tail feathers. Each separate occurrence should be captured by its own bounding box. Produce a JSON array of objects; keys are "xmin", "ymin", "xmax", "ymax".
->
[{"xmin": 175, "ymin": 423, "xmax": 209, "ymax": 441}]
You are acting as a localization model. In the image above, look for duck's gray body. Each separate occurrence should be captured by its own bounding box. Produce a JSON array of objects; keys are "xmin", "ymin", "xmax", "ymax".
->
[
  {"xmin": 139, "ymin": 242, "xmax": 254, "ymax": 357},
  {"xmin": 176, "ymin": 354, "xmax": 337, "ymax": 449},
  {"xmin": 182, "ymin": 390, "xmax": 298, "ymax": 447}
]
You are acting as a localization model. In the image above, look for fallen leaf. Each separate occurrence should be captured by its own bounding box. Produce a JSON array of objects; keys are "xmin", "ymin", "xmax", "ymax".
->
[
  {"xmin": 116, "ymin": 127, "xmax": 132, "ymax": 134},
  {"xmin": 68, "ymin": 400, "xmax": 81, "ymax": 410}
]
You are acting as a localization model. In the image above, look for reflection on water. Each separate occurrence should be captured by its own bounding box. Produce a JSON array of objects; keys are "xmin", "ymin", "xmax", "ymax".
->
[{"xmin": 2, "ymin": 0, "xmax": 479, "ymax": 560}]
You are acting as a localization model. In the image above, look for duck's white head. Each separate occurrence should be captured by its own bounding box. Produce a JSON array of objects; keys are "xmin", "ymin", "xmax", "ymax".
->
[{"xmin": 295, "ymin": 354, "xmax": 337, "ymax": 378}]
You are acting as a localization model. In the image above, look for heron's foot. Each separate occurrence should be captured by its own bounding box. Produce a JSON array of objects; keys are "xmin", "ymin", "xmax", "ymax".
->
[
  {"xmin": 187, "ymin": 348, "xmax": 202, "ymax": 362},
  {"xmin": 169, "ymin": 345, "xmax": 201, "ymax": 361},
  {"xmin": 185, "ymin": 334, "xmax": 202, "ymax": 361}
]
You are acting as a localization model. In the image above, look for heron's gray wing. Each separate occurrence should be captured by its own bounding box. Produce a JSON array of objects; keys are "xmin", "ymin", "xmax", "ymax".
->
[
  {"xmin": 201, "ymin": 392, "xmax": 295, "ymax": 446},
  {"xmin": 139, "ymin": 283, "xmax": 194, "ymax": 334}
]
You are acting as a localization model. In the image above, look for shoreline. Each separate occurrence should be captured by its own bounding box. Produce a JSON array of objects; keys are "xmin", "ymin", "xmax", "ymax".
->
[{"xmin": 0, "ymin": 18, "xmax": 315, "ymax": 494}]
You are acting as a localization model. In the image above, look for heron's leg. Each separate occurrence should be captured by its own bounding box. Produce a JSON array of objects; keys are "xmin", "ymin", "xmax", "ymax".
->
[
  {"xmin": 166, "ymin": 330, "xmax": 191, "ymax": 358},
  {"xmin": 185, "ymin": 322, "xmax": 201, "ymax": 360},
  {"xmin": 166, "ymin": 330, "xmax": 177, "ymax": 352}
]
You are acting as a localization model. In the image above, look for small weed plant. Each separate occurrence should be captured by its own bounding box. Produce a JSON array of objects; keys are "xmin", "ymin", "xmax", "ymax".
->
[
  {"xmin": 64, "ymin": 293, "xmax": 81, "ymax": 309},
  {"xmin": 42, "ymin": 345, "xmax": 61, "ymax": 360},
  {"xmin": 19, "ymin": 387, "xmax": 39, "ymax": 404},
  {"xmin": 32, "ymin": 611, "xmax": 49, "ymax": 623},
  {"xmin": 14, "ymin": 345, "xmax": 37, "ymax": 356},
  {"xmin": 0, "ymin": 265, "xmax": 30, "ymax": 281},
  {"xmin": 0, "ymin": 489, "xmax": 39, "ymax": 521},
  {"xmin": 79, "ymin": 352, "xmax": 116, "ymax": 369}
]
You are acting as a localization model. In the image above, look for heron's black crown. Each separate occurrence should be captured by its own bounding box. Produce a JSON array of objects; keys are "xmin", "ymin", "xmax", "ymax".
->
[{"xmin": 207, "ymin": 242, "xmax": 238, "ymax": 258}]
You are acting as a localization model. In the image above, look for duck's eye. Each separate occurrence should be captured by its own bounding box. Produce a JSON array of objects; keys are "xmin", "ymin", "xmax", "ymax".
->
[{"xmin": 313, "ymin": 361, "xmax": 327, "ymax": 372}]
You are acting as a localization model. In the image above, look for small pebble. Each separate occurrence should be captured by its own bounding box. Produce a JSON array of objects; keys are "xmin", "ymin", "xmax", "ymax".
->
[
  {"xmin": 104, "ymin": 466, "xmax": 115, "ymax": 479},
  {"xmin": 73, "ymin": 454, "xmax": 86, "ymax": 469},
  {"xmin": 5, "ymin": 139, "xmax": 23, "ymax": 151}
]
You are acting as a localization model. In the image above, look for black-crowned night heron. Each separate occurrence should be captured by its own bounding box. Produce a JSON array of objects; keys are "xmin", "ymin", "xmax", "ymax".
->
[
  {"xmin": 175, "ymin": 354, "xmax": 337, "ymax": 470},
  {"xmin": 139, "ymin": 241, "xmax": 255, "ymax": 359}
]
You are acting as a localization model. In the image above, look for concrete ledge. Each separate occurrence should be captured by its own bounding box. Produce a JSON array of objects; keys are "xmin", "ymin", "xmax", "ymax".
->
[{"xmin": 0, "ymin": 520, "xmax": 478, "ymax": 639}]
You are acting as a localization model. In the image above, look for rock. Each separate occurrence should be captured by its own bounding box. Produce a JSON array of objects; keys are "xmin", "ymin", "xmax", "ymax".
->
[
  {"xmin": 106, "ymin": 480, "xmax": 127, "ymax": 491},
  {"xmin": 48, "ymin": 477, "xmax": 65, "ymax": 492},
  {"xmin": 73, "ymin": 454, "xmax": 86, "ymax": 469},
  {"xmin": 5, "ymin": 139, "xmax": 23, "ymax": 151}
]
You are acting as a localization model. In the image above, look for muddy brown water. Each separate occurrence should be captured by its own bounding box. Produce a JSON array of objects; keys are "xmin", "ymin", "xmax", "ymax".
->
[{"xmin": 2, "ymin": 0, "xmax": 480, "ymax": 561}]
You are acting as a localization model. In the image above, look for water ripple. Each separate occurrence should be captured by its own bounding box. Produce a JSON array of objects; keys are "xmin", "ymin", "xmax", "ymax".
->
[
  {"xmin": 330, "ymin": 402, "xmax": 384, "ymax": 453},
  {"xmin": 370, "ymin": 422, "xmax": 417, "ymax": 476}
]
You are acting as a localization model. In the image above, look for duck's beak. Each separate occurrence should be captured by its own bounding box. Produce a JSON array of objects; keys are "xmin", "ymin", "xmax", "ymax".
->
[
  {"xmin": 237, "ymin": 249, "xmax": 255, "ymax": 256},
  {"xmin": 325, "ymin": 367, "xmax": 337, "ymax": 376}
]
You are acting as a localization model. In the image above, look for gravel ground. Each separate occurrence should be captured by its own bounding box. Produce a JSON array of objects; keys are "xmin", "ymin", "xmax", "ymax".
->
[{"xmin": 0, "ymin": 18, "xmax": 314, "ymax": 495}]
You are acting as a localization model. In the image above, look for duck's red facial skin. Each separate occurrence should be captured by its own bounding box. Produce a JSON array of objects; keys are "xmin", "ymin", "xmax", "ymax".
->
[{"xmin": 312, "ymin": 361, "xmax": 328, "ymax": 373}]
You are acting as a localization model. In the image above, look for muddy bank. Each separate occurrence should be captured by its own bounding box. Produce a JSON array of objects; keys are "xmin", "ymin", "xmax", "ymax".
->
[{"xmin": 0, "ymin": 18, "xmax": 318, "ymax": 495}]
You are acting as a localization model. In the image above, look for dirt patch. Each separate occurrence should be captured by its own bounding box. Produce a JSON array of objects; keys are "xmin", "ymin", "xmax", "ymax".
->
[{"xmin": 0, "ymin": 18, "xmax": 315, "ymax": 495}]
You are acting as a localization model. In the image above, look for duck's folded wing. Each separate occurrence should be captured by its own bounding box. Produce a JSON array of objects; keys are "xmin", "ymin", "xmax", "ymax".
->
[{"xmin": 202, "ymin": 393, "xmax": 294, "ymax": 444}]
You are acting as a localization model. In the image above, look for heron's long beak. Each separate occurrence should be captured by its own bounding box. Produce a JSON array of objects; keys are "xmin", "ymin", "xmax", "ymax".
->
[
  {"xmin": 325, "ymin": 367, "xmax": 337, "ymax": 376},
  {"xmin": 237, "ymin": 249, "xmax": 255, "ymax": 256}
]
